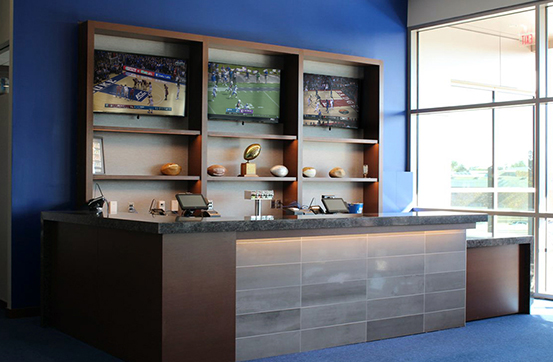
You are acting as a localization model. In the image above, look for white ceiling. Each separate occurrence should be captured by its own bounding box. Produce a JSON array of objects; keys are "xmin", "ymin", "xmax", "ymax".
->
[{"xmin": 453, "ymin": 8, "xmax": 535, "ymax": 40}]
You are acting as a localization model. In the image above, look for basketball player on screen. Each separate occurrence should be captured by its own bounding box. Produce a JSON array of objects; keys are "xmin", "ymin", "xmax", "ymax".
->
[{"xmin": 148, "ymin": 95, "xmax": 154, "ymax": 114}]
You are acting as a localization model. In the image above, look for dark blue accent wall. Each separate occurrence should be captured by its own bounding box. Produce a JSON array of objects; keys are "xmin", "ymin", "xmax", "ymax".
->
[{"xmin": 11, "ymin": 0, "xmax": 408, "ymax": 308}]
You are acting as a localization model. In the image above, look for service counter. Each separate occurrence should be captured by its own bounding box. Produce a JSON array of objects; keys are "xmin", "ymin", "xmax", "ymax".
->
[{"xmin": 42, "ymin": 211, "xmax": 518, "ymax": 362}]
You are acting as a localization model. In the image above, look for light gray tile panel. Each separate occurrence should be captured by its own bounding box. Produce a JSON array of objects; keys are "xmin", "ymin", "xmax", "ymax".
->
[
  {"xmin": 366, "ymin": 294, "xmax": 424, "ymax": 321},
  {"xmin": 366, "ymin": 255, "xmax": 424, "ymax": 279},
  {"xmin": 425, "ymin": 271, "xmax": 466, "ymax": 293},
  {"xmin": 302, "ymin": 259, "xmax": 367, "ymax": 285},
  {"xmin": 367, "ymin": 315, "xmax": 424, "ymax": 342},
  {"xmin": 367, "ymin": 275, "xmax": 424, "ymax": 300},
  {"xmin": 236, "ymin": 264, "xmax": 301, "ymax": 291},
  {"xmin": 425, "ymin": 290, "xmax": 465, "ymax": 313},
  {"xmin": 236, "ymin": 238, "xmax": 301, "ymax": 267},
  {"xmin": 367, "ymin": 233, "xmax": 425, "ymax": 258},
  {"xmin": 424, "ymin": 308, "xmax": 465, "ymax": 332},
  {"xmin": 425, "ymin": 252, "xmax": 465, "ymax": 274},
  {"xmin": 302, "ymin": 280, "xmax": 367, "ymax": 307},
  {"xmin": 236, "ymin": 309, "xmax": 300, "ymax": 338},
  {"xmin": 301, "ymin": 301, "xmax": 366, "ymax": 329},
  {"xmin": 425, "ymin": 231, "xmax": 466, "ymax": 253},
  {"xmin": 236, "ymin": 286, "xmax": 301, "ymax": 315},
  {"xmin": 302, "ymin": 235, "xmax": 367, "ymax": 262},
  {"xmin": 301, "ymin": 322, "xmax": 366, "ymax": 352},
  {"xmin": 236, "ymin": 331, "xmax": 300, "ymax": 362}
]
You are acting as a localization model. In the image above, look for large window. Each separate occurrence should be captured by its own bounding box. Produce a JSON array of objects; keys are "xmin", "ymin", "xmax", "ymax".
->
[{"xmin": 410, "ymin": 6, "xmax": 553, "ymax": 294}]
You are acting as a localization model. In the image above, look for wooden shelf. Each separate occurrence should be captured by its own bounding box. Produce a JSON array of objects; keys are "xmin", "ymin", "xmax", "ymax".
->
[
  {"xmin": 93, "ymin": 126, "xmax": 201, "ymax": 136},
  {"xmin": 303, "ymin": 137, "xmax": 378, "ymax": 145},
  {"xmin": 207, "ymin": 176, "xmax": 297, "ymax": 182},
  {"xmin": 208, "ymin": 132, "xmax": 297, "ymax": 141},
  {"xmin": 303, "ymin": 177, "xmax": 378, "ymax": 182},
  {"xmin": 93, "ymin": 175, "xmax": 200, "ymax": 181}
]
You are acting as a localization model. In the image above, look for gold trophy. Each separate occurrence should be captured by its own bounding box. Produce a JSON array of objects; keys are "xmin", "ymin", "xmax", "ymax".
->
[{"xmin": 239, "ymin": 143, "xmax": 261, "ymax": 177}]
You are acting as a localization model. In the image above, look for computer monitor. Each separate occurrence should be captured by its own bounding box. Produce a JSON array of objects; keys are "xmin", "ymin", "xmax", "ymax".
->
[
  {"xmin": 321, "ymin": 197, "xmax": 349, "ymax": 214},
  {"xmin": 175, "ymin": 193, "xmax": 209, "ymax": 216}
]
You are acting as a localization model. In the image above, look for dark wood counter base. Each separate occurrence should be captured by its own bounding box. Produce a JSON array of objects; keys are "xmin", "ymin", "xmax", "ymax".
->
[
  {"xmin": 42, "ymin": 221, "xmax": 236, "ymax": 362},
  {"xmin": 466, "ymin": 243, "xmax": 531, "ymax": 321}
]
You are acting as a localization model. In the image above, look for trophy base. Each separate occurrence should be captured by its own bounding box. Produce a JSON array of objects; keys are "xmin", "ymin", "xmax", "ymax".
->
[{"xmin": 239, "ymin": 162, "xmax": 258, "ymax": 177}]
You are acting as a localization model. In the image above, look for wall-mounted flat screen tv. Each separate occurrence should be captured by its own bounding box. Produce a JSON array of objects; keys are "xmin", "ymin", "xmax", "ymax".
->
[
  {"xmin": 93, "ymin": 50, "xmax": 187, "ymax": 117},
  {"xmin": 303, "ymin": 73, "xmax": 360, "ymax": 129},
  {"xmin": 207, "ymin": 62, "xmax": 280, "ymax": 123}
]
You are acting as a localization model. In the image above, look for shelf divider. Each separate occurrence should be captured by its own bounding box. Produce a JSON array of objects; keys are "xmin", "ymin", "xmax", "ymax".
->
[
  {"xmin": 93, "ymin": 175, "xmax": 200, "ymax": 181},
  {"xmin": 207, "ymin": 132, "xmax": 297, "ymax": 141},
  {"xmin": 302, "ymin": 177, "xmax": 378, "ymax": 183},
  {"xmin": 93, "ymin": 126, "xmax": 201, "ymax": 136},
  {"xmin": 303, "ymin": 137, "xmax": 377, "ymax": 145},
  {"xmin": 207, "ymin": 176, "xmax": 297, "ymax": 182}
]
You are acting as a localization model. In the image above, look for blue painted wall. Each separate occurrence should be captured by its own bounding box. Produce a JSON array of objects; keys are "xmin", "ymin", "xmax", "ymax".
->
[{"xmin": 11, "ymin": 0, "xmax": 408, "ymax": 308}]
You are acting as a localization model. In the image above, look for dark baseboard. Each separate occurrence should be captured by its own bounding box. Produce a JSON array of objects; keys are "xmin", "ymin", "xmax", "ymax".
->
[
  {"xmin": 0, "ymin": 299, "xmax": 6, "ymax": 310},
  {"xmin": 5, "ymin": 307, "xmax": 40, "ymax": 319}
]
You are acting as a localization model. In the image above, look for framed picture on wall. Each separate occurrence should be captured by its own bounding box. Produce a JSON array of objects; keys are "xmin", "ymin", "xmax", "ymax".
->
[{"xmin": 92, "ymin": 137, "xmax": 105, "ymax": 175}]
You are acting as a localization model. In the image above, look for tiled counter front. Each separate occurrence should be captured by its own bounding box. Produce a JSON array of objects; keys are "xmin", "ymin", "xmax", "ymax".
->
[{"xmin": 235, "ymin": 231, "xmax": 467, "ymax": 361}]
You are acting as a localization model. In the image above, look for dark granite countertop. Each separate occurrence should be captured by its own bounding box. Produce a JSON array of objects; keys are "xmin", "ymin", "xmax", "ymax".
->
[
  {"xmin": 42, "ymin": 211, "xmax": 488, "ymax": 235},
  {"xmin": 467, "ymin": 236, "xmax": 533, "ymax": 248}
]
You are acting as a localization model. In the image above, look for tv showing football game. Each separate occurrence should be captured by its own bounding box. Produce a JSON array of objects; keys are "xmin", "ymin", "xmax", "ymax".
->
[
  {"xmin": 207, "ymin": 62, "xmax": 280, "ymax": 123},
  {"xmin": 303, "ymin": 73, "xmax": 360, "ymax": 129},
  {"xmin": 93, "ymin": 50, "xmax": 187, "ymax": 117}
]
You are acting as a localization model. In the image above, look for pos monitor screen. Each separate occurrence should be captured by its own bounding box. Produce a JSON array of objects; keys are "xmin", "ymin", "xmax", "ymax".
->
[
  {"xmin": 321, "ymin": 198, "xmax": 349, "ymax": 214},
  {"xmin": 175, "ymin": 193, "xmax": 209, "ymax": 216}
]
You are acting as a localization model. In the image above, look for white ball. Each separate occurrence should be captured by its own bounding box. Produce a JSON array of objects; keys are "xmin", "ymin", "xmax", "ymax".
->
[{"xmin": 270, "ymin": 165, "xmax": 289, "ymax": 177}]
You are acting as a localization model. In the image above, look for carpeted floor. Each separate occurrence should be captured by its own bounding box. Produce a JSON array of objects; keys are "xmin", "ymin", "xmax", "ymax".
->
[
  {"xmin": 1, "ymin": 300, "xmax": 552, "ymax": 362},
  {"xmin": 250, "ymin": 299, "xmax": 553, "ymax": 362}
]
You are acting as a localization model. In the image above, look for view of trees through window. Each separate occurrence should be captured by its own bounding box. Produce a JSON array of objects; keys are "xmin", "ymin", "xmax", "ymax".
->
[
  {"xmin": 414, "ymin": 8, "xmax": 535, "ymax": 218},
  {"xmin": 411, "ymin": 6, "xmax": 553, "ymax": 294}
]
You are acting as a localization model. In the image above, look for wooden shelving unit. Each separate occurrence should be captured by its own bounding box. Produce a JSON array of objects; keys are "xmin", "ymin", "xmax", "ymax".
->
[{"xmin": 78, "ymin": 20, "xmax": 382, "ymax": 215}]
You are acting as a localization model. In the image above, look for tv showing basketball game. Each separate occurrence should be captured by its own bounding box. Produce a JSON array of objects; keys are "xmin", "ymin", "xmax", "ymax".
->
[
  {"xmin": 207, "ymin": 62, "xmax": 280, "ymax": 123},
  {"xmin": 93, "ymin": 50, "xmax": 186, "ymax": 117},
  {"xmin": 303, "ymin": 73, "xmax": 360, "ymax": 129}
]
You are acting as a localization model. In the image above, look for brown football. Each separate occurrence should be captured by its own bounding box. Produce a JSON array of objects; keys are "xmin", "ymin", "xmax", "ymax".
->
[
  {"xmin": 329, "ymin": 167, "xmax": 346, "ymax": 178},
  {"xmin": 207, "ymin": 164, "xmax": 227, "ymax": 176},
  {"xmin": 161, "ymin": 163, "xmax": 182, "ymax": 176}
]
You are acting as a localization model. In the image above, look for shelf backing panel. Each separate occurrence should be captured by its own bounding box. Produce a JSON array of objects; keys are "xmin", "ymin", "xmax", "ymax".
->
[
  {"xmin": 207, "ymin": 137, "xmax": 286, "ymax": 178},
  {"xmin": 208, "ymin": 48, "xmax": 284, "ymax": 69},
  {"xmin": 96, "ymin": 132, "xmax": 190, "ymax": 176},
  {"xmin": 303, "ymin": 60, "xmax": 364, "ymax": 79},
  {"xmin": 303, "ymin": 142, "xmax": 366, "ymax": 179},
  {"xmin": 207, "ymin": 181, "xmax": 285, "ymax": 218},
  {"xmin": 302, "ymin": 182, "xmax": 364, "ymax": 210},
  {"xmin": 93, "ymin": 180, "xmax": 199, "ymax": 215}
]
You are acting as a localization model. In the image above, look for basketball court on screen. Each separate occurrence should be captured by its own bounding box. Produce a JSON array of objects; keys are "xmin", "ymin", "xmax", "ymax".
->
[
  {"xmin": 302, "ymin": 90, "xmax": 359, "ymax": 126},
  {"xmin": 93, "ymin": 72, "xmax": 186, "ymax": 116}
]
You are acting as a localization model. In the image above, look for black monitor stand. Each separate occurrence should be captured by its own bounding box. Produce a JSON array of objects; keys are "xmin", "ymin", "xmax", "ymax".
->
[{"xmin": 181, "ymin": 209, "xmax": 196, "ymax": 217}]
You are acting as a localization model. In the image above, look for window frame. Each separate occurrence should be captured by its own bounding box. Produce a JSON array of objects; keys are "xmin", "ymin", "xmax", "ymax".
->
[{"xmin": 408, "ymin": 1, "xmax": 553, "ymax": 297}]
